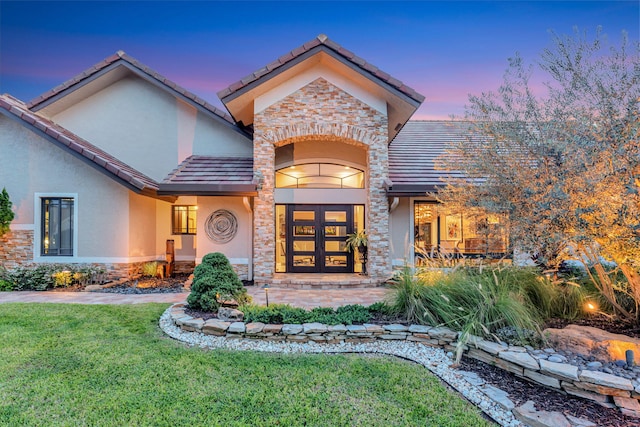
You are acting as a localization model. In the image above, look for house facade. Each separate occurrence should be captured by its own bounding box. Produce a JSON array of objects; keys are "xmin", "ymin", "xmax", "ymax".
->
[{"xmin": 0, "ymin": 35, "xmax": 507, "ymax": 286}]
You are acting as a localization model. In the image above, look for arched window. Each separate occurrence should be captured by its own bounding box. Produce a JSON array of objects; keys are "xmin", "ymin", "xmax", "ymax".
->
[{"xmin": 275, "ymin": 163, "xmax": 365, "ymax": 189}]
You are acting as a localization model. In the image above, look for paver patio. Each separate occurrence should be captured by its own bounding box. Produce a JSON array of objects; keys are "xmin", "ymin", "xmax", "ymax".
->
[{"xmin": 0, "ymin": 286, "xmax": 388, "ymax": 308}]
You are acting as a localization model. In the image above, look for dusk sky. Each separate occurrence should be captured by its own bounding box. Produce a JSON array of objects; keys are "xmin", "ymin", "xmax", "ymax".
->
[{"xmin": 0, "ymin": 1, "xmax": 637, "ymax": 119}]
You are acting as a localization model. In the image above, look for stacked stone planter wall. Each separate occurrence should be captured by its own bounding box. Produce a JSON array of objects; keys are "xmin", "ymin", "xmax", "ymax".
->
[{"xmin": 169, "ymin": 303, "xmax": 640, "ymax": 419}]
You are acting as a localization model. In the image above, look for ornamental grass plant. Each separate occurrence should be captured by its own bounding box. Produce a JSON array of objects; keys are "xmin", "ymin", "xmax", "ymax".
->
[{"xmin": 387, "ymin": 264, "xmax": 592, "ymax": 360}]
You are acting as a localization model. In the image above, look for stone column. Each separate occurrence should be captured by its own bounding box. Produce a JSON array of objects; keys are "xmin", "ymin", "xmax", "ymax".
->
[
  {"xmin": 365, "ymin": 138, "xmax": 391, "ymax": 281},
  {"xmin": 252, "ymin": 130, "xmax": 276, "ymax": 286}
]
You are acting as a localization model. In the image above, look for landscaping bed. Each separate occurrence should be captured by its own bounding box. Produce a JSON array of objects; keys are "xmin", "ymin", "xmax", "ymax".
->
[
  {"xmin": 460, "ymin": 357, "xmax": 640, "ymax": 427},
  {"xmin": 96, "ymin": 274, "xmax": 189, "ymax": 294}
]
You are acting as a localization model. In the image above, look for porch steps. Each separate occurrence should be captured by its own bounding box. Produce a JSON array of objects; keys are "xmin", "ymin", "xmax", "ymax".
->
[{"xmin": 267, "ymin": 273, "xmax": 385, "ymax": 289}]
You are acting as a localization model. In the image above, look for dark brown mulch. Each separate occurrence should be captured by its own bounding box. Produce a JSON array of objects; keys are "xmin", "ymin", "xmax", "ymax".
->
[
  {"xmin": 185, "ymin": 308, "xmax": 218, "ymax": 321},
  {"xmin": 98, "ymin": 274, "xmax": 189, "ymax": 294},
  {"xmin": 460, "ymin": 357, "xmax": 640, "ymax": 427},
  {"xmin": 545, "ymin": 315, "xmax": 640, "ymax": 339}
]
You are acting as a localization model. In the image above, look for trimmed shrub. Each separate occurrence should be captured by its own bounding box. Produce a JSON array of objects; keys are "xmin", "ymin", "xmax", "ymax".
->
[
  {"xmin": 192, "ymin": 263, "xmax": 216, "ymax": 281},
  {"xmin": 239, "ymin": 303, "xmax": 373, "ymax": 325},
  {"xmin": 187, "ymin": 252, "xmax": 249, "ymax": 311},
  {"xmin": 0, "ymin": 279, "xmax": 13, "ymax": 291},
  {"xmin": 3, "ymin": 264, "xmax": 105, "ymax": 291},
  {"xmin": 334, "ymin": 305, "xmax": 372, "ymax": 325},
  {"xmin": 201, "ymin": 253, "xmax": 232, "ymax": 270}
]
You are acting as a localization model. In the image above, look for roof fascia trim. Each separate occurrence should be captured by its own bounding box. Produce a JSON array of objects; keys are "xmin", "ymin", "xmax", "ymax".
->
[
  {"xmin": 30, "ymin": 60, "xmax": 252, "ymax": 140},
  {"xmin": 29, "ymin": 62, "xmax": 122, "ymax": 112},
  {"xmin": 219, "ymin": 45, "xmax": 421, "ymax": 109},
  {"xmin": 385, "ymin": 184, "xmax": 442, "ymax": 197},
  {"xmin": 157, "ymin": 183, "xmax": 258, "ymax": 197}
]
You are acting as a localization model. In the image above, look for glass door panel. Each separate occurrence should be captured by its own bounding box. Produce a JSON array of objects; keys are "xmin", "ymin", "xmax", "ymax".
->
[
  {"xmin": 293, "ymin": 241, "xmax": 315, "ymax": 252},
  {"xmin": 325, "ymin": 211, "xmax": 347, "ymax": 222},
  {"xmin": 286, "ymin": 205, "xmax": 357, "ymax": 273}
]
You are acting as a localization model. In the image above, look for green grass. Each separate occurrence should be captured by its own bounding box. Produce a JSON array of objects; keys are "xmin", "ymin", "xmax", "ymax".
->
[{"xmin": 0, "ymin": 303, "xmax": 493, "ymax": 427}]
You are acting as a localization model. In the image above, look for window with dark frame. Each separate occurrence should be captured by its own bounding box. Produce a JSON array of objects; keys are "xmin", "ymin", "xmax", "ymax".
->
[
  {"xmin": 172, "ymin": 205, "xmax": 197, "ymax": 235},
  {"xmin": 41, "ymin": 197, "xmax": 74, "ymax": 256}
]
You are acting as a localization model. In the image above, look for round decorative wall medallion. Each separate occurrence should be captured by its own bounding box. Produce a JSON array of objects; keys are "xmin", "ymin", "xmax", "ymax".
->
[{"xmin": 205, "ymin": 210, "xmax": 238, "ymax": 244}]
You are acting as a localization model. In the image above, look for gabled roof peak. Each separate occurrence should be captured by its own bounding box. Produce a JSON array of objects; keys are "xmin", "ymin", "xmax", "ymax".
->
[
  {"xmin": 0, "ymin": 94, "xmax": 163, "ymax": 198},
  {"xmin": 218, "ymin": 34, "xmax": 424, "ymax": 105},
  {"xmin": 26, "ymin": 51, "xmax": 247, "ymax": 135}
]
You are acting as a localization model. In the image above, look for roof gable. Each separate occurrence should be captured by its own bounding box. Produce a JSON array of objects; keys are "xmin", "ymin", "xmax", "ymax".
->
[
  {"xmin": 27, "ymin": 51, "xmax": 250, "ymax": 138},
  {"xmin": 0, "ymin": 94, "xmax": 174, "ymax": 201},
  {"xmin": 219, "ymin": 34, "xmax": 424, "ymax": 104},
  {"xmin": 218, "ymin": 34, "xmax": 425, "ymax": 140}
]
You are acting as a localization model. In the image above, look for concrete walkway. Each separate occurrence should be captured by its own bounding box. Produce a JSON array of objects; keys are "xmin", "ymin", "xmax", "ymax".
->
[{"xmin": 0, "ymin": 286, "xmax": 389, "ymax": 308}]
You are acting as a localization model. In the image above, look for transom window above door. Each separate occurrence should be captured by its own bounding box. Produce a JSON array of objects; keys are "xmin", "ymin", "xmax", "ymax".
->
[{"xmin": 275, "ymin": 163, "xmax": 364, "ymax": 189}]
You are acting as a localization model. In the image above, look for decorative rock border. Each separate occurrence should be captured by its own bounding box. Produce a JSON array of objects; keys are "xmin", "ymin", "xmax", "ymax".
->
[
  {"xmin": 164, "ymin": 304, "xmax": 611, "ymax": 426},
  {"xmin": 160, "ymin": 304, "xmax": 521, "ymax": 427}
]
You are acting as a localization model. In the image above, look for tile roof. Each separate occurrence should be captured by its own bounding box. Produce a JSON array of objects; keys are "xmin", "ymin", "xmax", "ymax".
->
[
  {"xmin": 0, "ymin": 94, "xmax": 161, "ymax": 196},
  {"xmin": 163, "ymin": 156, "xmax": 254, "ymax": 184},
  {"xmin": 217, "ymin": 34, "xmax": 425, "ymax": 104},
  {"xmin": 26, "ymin": 51, "xmax": 239, "ymax": 127},
  {"xmin": 159, "ymin": 156, "xmax": 257, "ymax": 196},
  {"xmin": 388, "ymin": 120, "xmax": 472, "ymax": 196}
]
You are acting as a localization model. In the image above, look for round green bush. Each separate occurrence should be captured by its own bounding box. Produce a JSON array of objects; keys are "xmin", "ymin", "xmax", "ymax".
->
[
  {"xmin": 192, "ymin": 263, "xmax": 216, "ymax": 281},
  {"xmin": 187, "ymin": 253, "xmax": 250, "ymax": 311},
  {"xmin": 201, "ymin": 252, "xmax": 233, "ymax": 270}
]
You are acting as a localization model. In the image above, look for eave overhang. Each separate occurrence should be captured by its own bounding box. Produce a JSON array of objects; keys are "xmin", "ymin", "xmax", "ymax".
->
[
  {"xmin": 219, "ymin": 35, "xmax": 425, "ymax": 141},
  {"xmin": 157, "ymin": 183, "xmax": 257, "ymax": 197}
]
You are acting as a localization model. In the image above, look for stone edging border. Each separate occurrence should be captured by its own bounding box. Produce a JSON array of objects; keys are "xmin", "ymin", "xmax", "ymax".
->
[
  {"xmin": 162, "ymin": 304, "xmax": 618, "ymax": 426},
  {"xmin": 159, "ymin": 304, "xmax": 520, "ymax": 426}
]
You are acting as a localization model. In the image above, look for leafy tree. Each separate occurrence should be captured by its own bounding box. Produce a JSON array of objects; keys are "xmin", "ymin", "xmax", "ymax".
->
[
  {"xmin": 0, "ymin": 188, "xmax": 15, "ymax": 237},
  {"xmin": 438, "ymin": 28, "xmax": 640, "ymax": 320}
]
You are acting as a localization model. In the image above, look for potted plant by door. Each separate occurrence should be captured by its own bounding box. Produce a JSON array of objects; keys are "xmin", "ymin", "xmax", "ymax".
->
[{"xmin": 346, "ymin": 229, "xmax": 368, "ymax": 275}]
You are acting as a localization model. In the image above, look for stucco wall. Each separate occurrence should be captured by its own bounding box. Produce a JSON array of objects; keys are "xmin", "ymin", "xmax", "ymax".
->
[
  {"xmin": 389, "ymin": 197, "xmax": 412, "ymax": 266},
  {"xmin": 51, "ymin": 75, "xmax": 252, "ymax": 182},
  {"xmin": 128, "ymin": 192, "xmax": 158, "ymax": 258},
  {"xmin": 155, "ymin": 196, "xmax": 198, "ymax": 262},
  {"xmin": 0, "ymin": 115, "xmax": 131, "ymax": 262},
  {"xmin": 195, "ymin": 197, "xmax": 252, "ymax": 278}
]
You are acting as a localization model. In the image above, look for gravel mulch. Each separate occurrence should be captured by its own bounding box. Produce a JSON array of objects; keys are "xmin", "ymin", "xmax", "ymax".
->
[{"xmin": 460, "ymin": 357, "xmax": 640, "ymax": 427}]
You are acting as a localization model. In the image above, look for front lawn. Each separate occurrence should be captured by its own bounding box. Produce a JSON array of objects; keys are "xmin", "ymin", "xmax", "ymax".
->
[{"xmin": 0, "ymin": 303, "xmax": 492, "ymax": 426}]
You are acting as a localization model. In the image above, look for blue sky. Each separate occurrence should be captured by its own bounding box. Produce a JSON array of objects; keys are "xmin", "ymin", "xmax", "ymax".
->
[{"xmin": 0, "ymin": 1, "xmax": 637, "ymax": 119}]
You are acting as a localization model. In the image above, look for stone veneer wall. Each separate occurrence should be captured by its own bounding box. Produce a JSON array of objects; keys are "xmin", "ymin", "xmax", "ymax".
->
[
  {"xmin": 230, "ymin": 263, "xmax": 249, "ymax": 281},
  {"xmin": 0, "ymin": 230, "xmax": 34, "ymax": 269},
  {"xmin": 0, "ymin": 229, "xmax": 197, "ymax": 280},
  {"xmin": 252, "ymin": 78, "xmax": 390, "ymax": 285},
  {"xmin": 169, "ymin": 304, "xmax": 640, "ymax": 418}
]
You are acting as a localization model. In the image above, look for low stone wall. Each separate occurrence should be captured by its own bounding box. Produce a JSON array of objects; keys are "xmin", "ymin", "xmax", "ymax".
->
[{"xmin": 169, "ymin": 304, "xmax": 640, "ymax": 418}]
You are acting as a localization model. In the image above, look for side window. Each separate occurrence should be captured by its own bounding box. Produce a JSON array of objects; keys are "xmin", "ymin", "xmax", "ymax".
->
[
  {"xmin": 172, "ymin": 205, "xmax": 197, "ymax": 235},
  {"xmin": 41, "ymin": 197, "xmax": 74, "ymax": 256}
]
